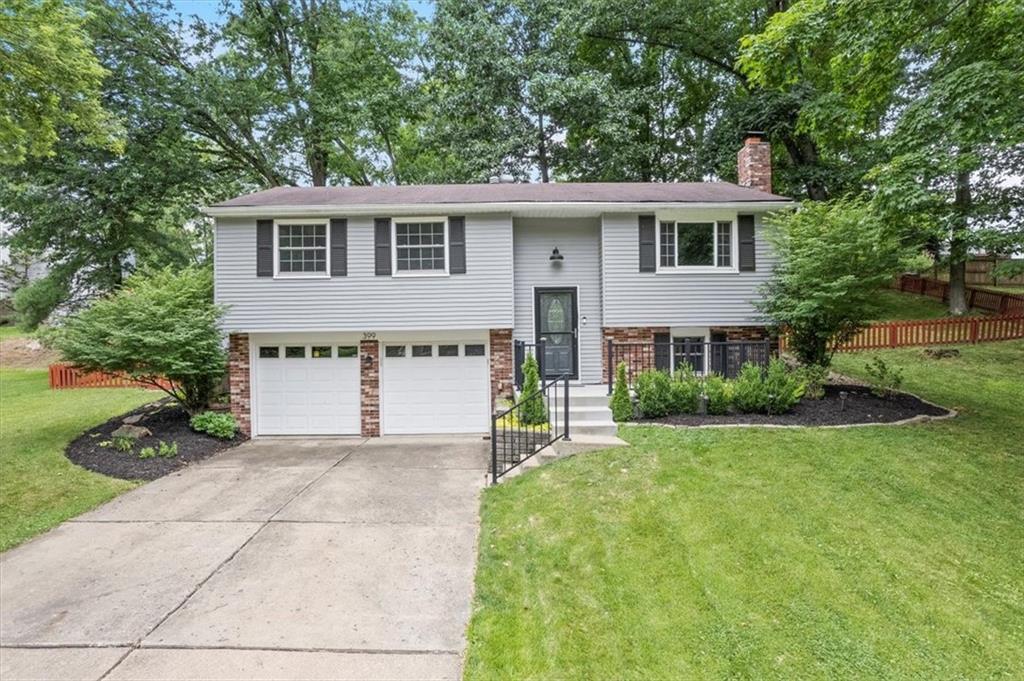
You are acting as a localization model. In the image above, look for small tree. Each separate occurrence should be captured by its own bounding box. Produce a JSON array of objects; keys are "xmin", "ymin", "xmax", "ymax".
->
[
  {"xmin": 51, "ymin": 267, "xmax": 225, "ymax": 414},
  {"xmin": 758, "ymin": 200, "xmax": 925, "ymax": 367},
  {"xmin": 518, "ymin": 352, "xmax": 549, "ymax": 426},
  {"xmin": 609, "ymin": 361, "xmax": 633, "ymax": 421}
]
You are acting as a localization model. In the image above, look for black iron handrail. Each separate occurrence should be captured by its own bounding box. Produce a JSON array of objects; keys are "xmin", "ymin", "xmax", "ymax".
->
[
  {"xmin": 607, "ymin": 339, "xmax": 772, "ymax": 394},
  {"xmin": 491, "ymin": 372, "xmax": 570, "ymax": 484}
]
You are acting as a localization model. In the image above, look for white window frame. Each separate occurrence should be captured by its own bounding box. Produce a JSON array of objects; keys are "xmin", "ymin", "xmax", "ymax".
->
[
  {"xmin": 273, "ymin": 220, "xmax": 330, "ymax": 279},
  {"xmin": 655, "ymin": 213, "xmax": 739, "ymax": 275},
  {"xmin": 392, "ymin": 216, "xmax": 449, "ymax": 277}
]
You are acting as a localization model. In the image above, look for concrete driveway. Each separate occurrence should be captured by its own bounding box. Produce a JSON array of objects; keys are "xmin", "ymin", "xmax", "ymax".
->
[{"xmin": 0, "ymin": 436, "xmax": 489, "ymax": 680}]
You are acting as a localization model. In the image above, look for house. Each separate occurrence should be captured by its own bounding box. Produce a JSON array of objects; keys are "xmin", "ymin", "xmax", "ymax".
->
[{"xmin": 206, "ymin": 133, "xmax": 792, "ymax": 438}]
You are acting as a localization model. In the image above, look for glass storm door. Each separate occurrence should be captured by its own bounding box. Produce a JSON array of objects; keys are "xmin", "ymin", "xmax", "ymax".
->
[{"xmin": 535, "ymin": 288, "xmax": 578, "ymax": 379}]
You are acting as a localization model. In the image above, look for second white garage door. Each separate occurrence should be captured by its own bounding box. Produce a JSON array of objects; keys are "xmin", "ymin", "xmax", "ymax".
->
[{"xmin": 381, "ymin": 341, "xmax": 490, "ymax": 435}]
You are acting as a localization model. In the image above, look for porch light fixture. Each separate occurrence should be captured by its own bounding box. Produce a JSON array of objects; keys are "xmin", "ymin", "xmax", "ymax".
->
[{"xmin": 549, "ymin": 247, "xmax": 564, "ymax": 263}]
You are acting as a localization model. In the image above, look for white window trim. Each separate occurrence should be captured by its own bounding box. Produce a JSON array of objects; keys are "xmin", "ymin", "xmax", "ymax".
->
[
  {"xmin": 391, "ymin": 216, "xmax": 450, "ymax": 277},
  {"xmin": 656, "ymin": 218, "xmax": 739, "ymax": 275},
  {"xmin": 273, "ymin": 220, "xmax": 330, "ymax": 279}
]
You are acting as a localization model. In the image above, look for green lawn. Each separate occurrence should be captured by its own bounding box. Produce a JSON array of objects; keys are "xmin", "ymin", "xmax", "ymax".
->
[
  {"xmin": 465, "ymin": 341, "xmax": 1024, "ymax": 679},
  {"xmin": 0, "ymin": 368, "xmax": 156, "ymax": 551},
  {"xmin": 871, "ymin": 289, "xmax": 959, "ymax": 320},
  {"xmin": 0, "ymin": 325, "xmax": 27, "ymax": 340}
]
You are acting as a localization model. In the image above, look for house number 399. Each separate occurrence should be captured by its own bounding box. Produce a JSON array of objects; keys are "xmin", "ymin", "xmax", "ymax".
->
[{"xmin": 362, "ymin": 332, "xmax": 377, "ymax": 340}]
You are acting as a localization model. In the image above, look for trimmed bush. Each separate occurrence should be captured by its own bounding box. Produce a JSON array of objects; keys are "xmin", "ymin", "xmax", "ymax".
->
[
  {"xmin": 703, "ymin": 374, "xmax": 732, "ymax": 414},
  {"xmin": 610, "ymin": 362, "xmax": 633, "ymax": 422},
  {"xmin": 190, "ymin": 411, "xmax": 238, "ymax": 439},
  {"xmin": 864, "ymin": 356, "xmax": 904, "ymax": 398},
  {"xmin": 670, "ymin": 364, "xmax": 701, "ymax": 414},
  {"xmin": 518, "ymin": 353, "xmax": 549, "ymax": 425},
  {"xmin": 635, "ymin": 369, "xmax": 673, "ymax": 418},
  {"xmin": 798, "ymin": 364, "xmax": 828, "ymax": 400},
  {"xmin": 732, "ymin": 363, "xmax": 768, "ymax": 413},
  {"xmin": 763, "ymin": 358, "xmax": 806, "ymax": 414}
]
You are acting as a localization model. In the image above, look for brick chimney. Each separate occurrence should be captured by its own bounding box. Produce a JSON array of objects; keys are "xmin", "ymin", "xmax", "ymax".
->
[{"xmin": 737, "ymin": 131, "xmax": 772, "ymax": 194}]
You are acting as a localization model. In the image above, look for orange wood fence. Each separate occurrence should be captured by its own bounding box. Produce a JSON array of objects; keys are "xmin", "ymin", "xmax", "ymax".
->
[
  {"xmin": 898, "ymin": 274, "xmax": 1024, "ymax": 315},
  {"xmin": 780, "ymin": 315, "xmax": 1024, "ymax": 353},
  {"xmin": 48, "ymin": 364, "xmax": 174, "ymax": 391}
]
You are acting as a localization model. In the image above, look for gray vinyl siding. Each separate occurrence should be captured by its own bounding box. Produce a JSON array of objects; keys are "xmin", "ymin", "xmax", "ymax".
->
[
  {"xmin": 513, "ymin": 218, "xmax": 603, "ymax": 384},
  {"xmin": 601, "ymin": 212, "xmax": 775, "ymax": 326},
  {"xmin": 215, "ymin": 213, "xmax": 514, "ymax": 331}
]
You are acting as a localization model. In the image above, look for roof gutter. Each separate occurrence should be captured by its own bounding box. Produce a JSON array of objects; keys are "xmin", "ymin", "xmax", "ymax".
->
[{"xmin": 203, "ymin": 200, "xmax": 796, "ymax": 218}]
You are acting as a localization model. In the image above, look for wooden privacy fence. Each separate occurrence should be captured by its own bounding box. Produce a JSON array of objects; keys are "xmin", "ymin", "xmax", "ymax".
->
[
  {"xmin": 897, "ymin": 274, "xmax": 1024, "ymax": 315},
  {"xmin": 49, "ymin": 364, "xmax": 174, "ymax": 391},
  {"xmin": 780, "ymin": 315, "xmax": 1024, "ymax": 353}
]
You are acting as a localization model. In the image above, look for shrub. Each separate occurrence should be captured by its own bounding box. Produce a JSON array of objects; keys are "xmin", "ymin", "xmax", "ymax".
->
[
  {"xmin": 518, "ymin": 353, "xmax": 549, "ymax": 425},
  {"xmin": 732, "ymin": 363, "xmax": 768, "ymax": 413},
  {"xmin": 670, "ymin": 364, "xmax": 701, "ymax": 414},
  {"xmin": 864, "ymin": 356, "xmax": 904, "ymax": 398},
  {"xmin": 798, "ymin": 364, "xmax": 829, "ymax": 400},
  {"xmin": 157, "ymin": 440, "xmax": 178, "ymax": 458},
  {"xmin": 112, "ymin": 435, "xmax": 134, "ymax": 452},
  {"xmin": 635, "ymin": 369, "xmax": 673, "ymax": 418},
  {"xmin": 51, "ymin": 267, "xmax": 226, "ymax": 414},
  {"xmin": 763, "ymin": 358, "xmax": 806, "ymax": 414},
  {"xmin": 139, "ymin": 446, "xmax": 156, "ymax": 459},
  {"xmin": 702, "ymin": 374, "xmax": 732, "ymax": 414},
  {"xmin": 609, "ymin": 362, "xmax": 633, "ymax": 422},
  {"xmin": 190, "ymin": 411, "xmax": 238, "ymax": 439}
]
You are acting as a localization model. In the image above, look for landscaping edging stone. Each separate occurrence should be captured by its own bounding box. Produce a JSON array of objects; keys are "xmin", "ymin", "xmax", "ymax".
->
[
  {"xmin": 632, "ymin": 385, "xmax": 955, "ymax": 430},
  {"xmin": 66, "ymin": 400, "xmax": 244, "ymax": 480}
]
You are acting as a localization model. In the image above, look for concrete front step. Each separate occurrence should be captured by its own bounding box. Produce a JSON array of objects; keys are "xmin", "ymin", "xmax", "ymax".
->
[
  {"xmin": 566, "ymin": 394, "xmax": 611, "ymax": 408},
  {"xmin": 568, "ymin": 422, "xmax": 620, "ymax": 437},
  {"xmin": 566, "ymin": 405, "xmax": 617, "ymax": 422}
]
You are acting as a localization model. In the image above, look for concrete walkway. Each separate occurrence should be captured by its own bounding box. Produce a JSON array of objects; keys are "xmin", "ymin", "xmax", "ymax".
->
[{"xmin": 0, "ymin": 436, "xmax": 490, "ymax": 680}]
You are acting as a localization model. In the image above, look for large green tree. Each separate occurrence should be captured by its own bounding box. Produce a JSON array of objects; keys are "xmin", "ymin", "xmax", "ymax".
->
[
  {"xmin": 0, "ymin": 0, "xmax": 122, "ymax": 164},
  {"xmin": 741, "ymin": 0, "xmax": 1024, "ymax": 314}
]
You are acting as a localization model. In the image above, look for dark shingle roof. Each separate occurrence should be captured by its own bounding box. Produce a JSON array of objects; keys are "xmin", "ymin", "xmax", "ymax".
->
[{"xmin": 212, "ymin": 182, "xmax": 790, "ymax": 208}]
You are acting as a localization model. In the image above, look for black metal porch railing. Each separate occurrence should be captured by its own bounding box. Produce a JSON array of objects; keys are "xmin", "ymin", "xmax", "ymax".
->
[
  {"xmin": 607, "ymin": 339, "xmax": 772, "ymax": 394},
  {"xmin": 491, "ymin": 372, "xmax": 570, "ymax": 484}
]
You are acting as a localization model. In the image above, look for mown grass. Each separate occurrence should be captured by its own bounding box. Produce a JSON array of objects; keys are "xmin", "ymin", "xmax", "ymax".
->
[
  {"xmin": 465, "ymin": 341, "xmax": 1024, "ymax": 680},
  {"xmin": 870, "ymin": 289, "xmax": 964, "ymax": 320},
  {"xmin": 0, "ymin": 368, "xmax": 156, "ymax": 551}
]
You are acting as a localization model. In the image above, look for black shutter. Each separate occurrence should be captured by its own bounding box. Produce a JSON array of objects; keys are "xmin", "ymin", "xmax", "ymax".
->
[
  {"xmin": 374, "ymin": 217, "xmax": 391, "ymax": 276},
  {"xmin": 256, "ymin": 219, "xmax": 273, "ymax": 277},
  {"xmin": 449, "ymin": 216, "xmax": 466, "ymax": 274},
  {"xmin": 330, "ymin": 218, "xmax": 347, "ymax": 276},
  {"xmin": 639, "ymin": 215, "xmax": 656, "ymax": 272},
  {"xmin": 738, "ymin": 214, "xmax": 756, "ymax": 272},
  {"xmin": 654, "ymin": 332, "xmax": 671, "ymax": 372}
]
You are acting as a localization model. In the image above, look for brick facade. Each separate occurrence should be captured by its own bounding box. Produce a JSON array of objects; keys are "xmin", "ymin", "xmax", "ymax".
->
[
  {"xmin": 359, "ymin": 339, "xmax": 380, "ymax": 437},
  {"xmin": 488, "ymin": 328, "xmax": 514, "ymax": 410},
  {"xmin": 227, "ymin": 333, "xmax": 252, "ymax": 438},
  {"xmin": 737, "ymin": 133, "xmax": 772, "ymax": 194},
  {"xmin": 710, "ymin": 326, "xmax": 771, "ymax": 342},
  {"xmin": 601, "ymin": 326, "xmax": 669, "ymax": 383}
]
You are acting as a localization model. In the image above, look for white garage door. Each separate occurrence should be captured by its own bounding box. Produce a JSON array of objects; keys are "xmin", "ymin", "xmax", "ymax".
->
[
  {"xmin": 255, "ymin": 343, "xmax": 360, "ymax": 436},
  {"xmin": 381, "ymin": 342, "xmax": 489, "ymax": 435}
]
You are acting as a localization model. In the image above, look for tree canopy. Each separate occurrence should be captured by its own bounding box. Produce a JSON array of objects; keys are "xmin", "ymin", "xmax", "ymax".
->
[{"xmin": 1, "ymin": 0, "xmax": 1021, "ymax": 323}]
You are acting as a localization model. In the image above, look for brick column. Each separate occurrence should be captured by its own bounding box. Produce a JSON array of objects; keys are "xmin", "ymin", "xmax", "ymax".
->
[
  {"xmin": 601, "ymin": 326, "xmax": 668, "ymax": 383},
  {"xmin": 228, "ymin": 333, "xmax": 251, "ymax": 438},
  {"xmin": 489, "ymin": 328, "xmax": 513, "ymax": 410},
  {"xmin": 360, "ymin": 339, "xmax": 380, "ymax": 437},
  {"xmin": 737, "ymin": 132, "xmax": 772, "ymax": 194}
]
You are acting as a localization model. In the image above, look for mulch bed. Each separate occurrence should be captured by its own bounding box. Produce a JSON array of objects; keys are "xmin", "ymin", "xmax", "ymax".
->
[
  {"xmin": 66, "ymin": 400, "xmax": 243, "ymax": 480},
  {"xmin": 643, "ymin": 384, "xmax": 951, "ymax": 428}
]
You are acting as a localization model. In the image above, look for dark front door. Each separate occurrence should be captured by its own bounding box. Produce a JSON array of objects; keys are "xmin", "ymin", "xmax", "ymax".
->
[{"xmin": 535, "ymin": 288, "xmax": 578, "ymax": 379}]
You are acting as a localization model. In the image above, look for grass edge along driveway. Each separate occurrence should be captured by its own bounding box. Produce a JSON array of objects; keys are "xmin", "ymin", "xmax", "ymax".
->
[
  {"xmin": 0, "ymin": 368, "xmax": 157, "ymax": 551},
  {"xmin": 464, "ymin": 341, "xmax": 1024, "ymax": 680}
]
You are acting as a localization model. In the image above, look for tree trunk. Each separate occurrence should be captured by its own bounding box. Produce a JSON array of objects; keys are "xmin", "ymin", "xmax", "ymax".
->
[
  {"xmin": 537, "ymin": 113, "xmax": 549, "ymax": 183},
  {"xmin": 948, "ymin": 169, "xmax": 971, "ymax": 315}
]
